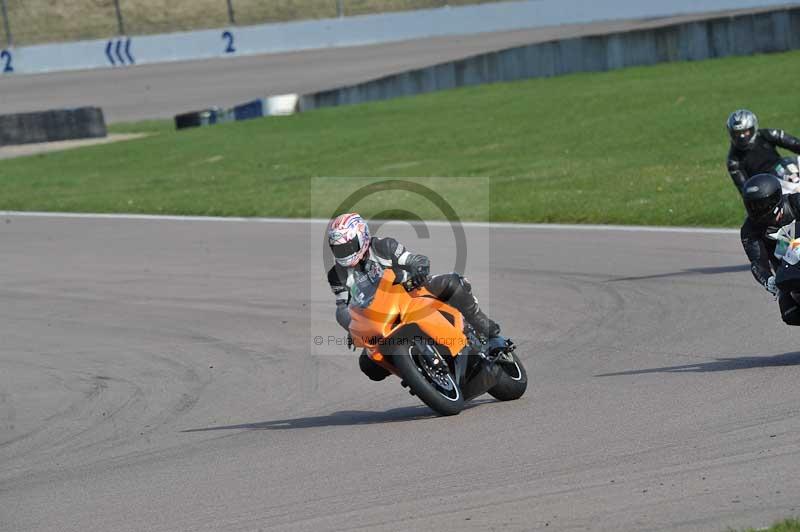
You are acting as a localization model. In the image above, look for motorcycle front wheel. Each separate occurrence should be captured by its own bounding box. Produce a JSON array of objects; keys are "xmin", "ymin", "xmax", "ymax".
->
[{"xmin": 391, "ymin": 337, "xmax": 464, "ymax": 416}]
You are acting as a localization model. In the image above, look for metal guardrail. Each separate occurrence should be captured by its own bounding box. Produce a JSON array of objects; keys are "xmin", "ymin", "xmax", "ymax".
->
[
  {"xmin": 0, "ymin": 0, "xmax": 478, "ymax": 47},
  {"xmin": 299, "ymin": 6, "xmax": 800, "ymax": 111}
]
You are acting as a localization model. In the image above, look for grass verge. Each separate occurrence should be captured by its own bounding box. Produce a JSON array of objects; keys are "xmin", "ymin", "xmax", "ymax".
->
[
  {"xmin": 1, "ymin": 50, "xmax": 799, "ymax": 225},
  {"xmin": 733, "ymin": 518, "xmax": 800, "ymax": 531}
]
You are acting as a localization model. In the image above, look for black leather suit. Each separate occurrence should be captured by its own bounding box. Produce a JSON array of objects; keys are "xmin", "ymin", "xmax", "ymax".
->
[{"xmin": 728, "ymin": 129, "xmax": 800, "ymax": 191}]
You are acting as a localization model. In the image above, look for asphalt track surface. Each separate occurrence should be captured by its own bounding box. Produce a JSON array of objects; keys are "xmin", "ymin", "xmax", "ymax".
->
[
  {"xmin": 0, "ymin": 5, "xmax": 793, "ymax": 123},
  {"xmin": 3, "ymin": 214, "xmax": 800, "ymax": 532}
]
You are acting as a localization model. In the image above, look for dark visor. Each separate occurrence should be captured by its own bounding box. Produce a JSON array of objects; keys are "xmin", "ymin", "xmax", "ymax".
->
[
  {"xmin": 745, "ymin": 196, "xmax": 779, "ymax": 220},
  {"xmin": 331, "ymin": 238, "xmax": 361, "ymax": 259},
  {"xmin": 733, "ymin": 128, "xmax": 754, "ymax": 141}
]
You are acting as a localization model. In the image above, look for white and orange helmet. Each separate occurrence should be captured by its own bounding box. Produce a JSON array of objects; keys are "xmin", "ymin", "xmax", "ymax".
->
[{"xmin": 328, "ymin": 213, "xmax": 370, "ymax": 267}]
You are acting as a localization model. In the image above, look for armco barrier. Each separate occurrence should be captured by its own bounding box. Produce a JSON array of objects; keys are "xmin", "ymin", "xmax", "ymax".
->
[
  {"xmin": 1, "ymin": 0, "xmax": 798, "ymax": 75},
  {"xmin": 175, "ymin": 95, "xmax": 298, "ymax": 130},
  {"xmin": 0, "ymin": 107, "xmax": 106, "ymax": 146},
  {"xmin": 298, "ymin": 7, "xmax": 800, "ymax": 111},
  {"xmin": 231, "ymin": 96, "xmax": 298, "ymax": 121}
]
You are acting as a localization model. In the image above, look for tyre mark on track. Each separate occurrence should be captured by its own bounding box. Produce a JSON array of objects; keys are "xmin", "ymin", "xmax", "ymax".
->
[
  {"xmin": 0, "ymin": 390, "xmax": 14, "ymax": 440},
  {"xmin": 0, "ymin": 346, "xmax": 214, "ymax": 486}
]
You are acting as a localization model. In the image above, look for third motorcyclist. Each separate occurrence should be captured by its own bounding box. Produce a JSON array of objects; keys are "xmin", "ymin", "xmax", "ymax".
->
[{"xmin": 726, "ymin": 109, "xmax": 800, "ymax": 192}]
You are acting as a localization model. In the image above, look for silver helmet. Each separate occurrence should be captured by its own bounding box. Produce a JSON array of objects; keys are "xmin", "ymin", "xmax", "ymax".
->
[{"xmin": 727, "ymin": 109, "xmax": 758, "ymax": 150}]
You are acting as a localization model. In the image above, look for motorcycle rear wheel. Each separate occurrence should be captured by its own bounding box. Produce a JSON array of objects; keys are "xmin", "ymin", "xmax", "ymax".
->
[
  {"xmin": 488, "ymin": 352, "xmax": 528, "ymax": 401},
  {"xmin": 391, "ymin": 338, "xmax": 464, "ymax": 416}
]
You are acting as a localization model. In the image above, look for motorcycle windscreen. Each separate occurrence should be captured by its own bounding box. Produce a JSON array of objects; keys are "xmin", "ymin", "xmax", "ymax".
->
[
  {"xmin": 348, "ymin": 269, "xmax": 405, "ymax": 346},
  {"xmin": 775, "ymin": 221, "xmax": 800, "ymax": 290},
  {"xmin": 348, "ymin": 261, "xmax": 384, "ymax": 309}
]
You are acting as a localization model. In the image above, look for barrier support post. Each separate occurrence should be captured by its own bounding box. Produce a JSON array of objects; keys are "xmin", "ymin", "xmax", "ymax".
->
[
  {"xmin": 113, "ymin": 0, "xmax": 125, "ymax": 35},
  {"xmin": 1, "ymin": 0, "xmax": 12, "ymax": 47},
  {"xmin": 226, "ymin": 0, "xmax": 236, "ymax": 24}
]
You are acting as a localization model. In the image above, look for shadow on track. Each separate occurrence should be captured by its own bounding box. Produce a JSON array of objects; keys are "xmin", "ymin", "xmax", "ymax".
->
[
  {"xmin": 182, "ymin": 400, "xmax": 494, "ymax": 433},
  {"xmin": 606, "ymin": 264, "xmax": 749, "ymax": 283},
  {"xmin": 595, "ymin": 352, "xmax": 800, "ymax": 377}
]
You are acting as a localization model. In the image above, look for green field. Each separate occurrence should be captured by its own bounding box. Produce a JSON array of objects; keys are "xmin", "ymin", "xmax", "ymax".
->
[{"xmin": 1, "ymin": 50, "xmax": 800, "ymax": 225}]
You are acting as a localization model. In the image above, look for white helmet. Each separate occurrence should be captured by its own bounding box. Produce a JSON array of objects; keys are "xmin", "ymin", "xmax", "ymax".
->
[{"xmin": 328, "ymin": 213, "xmax": 370, "ymax": 267}]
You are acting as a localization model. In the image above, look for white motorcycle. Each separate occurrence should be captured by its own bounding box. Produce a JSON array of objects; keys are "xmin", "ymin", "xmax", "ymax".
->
[
  {"xmin": 767, "ymin": 215, "xmax": 800, "ymax": 309},
  {"xmin": 774, "ymin": 156, "xmax": 800, "ymax": 194}
]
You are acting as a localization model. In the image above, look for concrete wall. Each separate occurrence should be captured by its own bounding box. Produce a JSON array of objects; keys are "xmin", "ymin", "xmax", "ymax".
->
[
  {"xmin": 1, "ymin": 0, "xmax": 798, "ymax": 75},
  {"xmin": 299, "ymin": 7, "xmax": 800, "ymax": 111}
]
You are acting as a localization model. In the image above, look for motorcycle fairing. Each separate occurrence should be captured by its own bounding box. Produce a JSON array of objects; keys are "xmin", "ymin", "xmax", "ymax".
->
[{"xmin": 348, "ymin": 269, "xmax": 468, "ymax": 359}]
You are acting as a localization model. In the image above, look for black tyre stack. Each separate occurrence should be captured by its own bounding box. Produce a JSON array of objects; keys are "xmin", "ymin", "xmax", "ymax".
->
[{"xmin": 0, "ymin": 107, "xmax": 106, "ymax": 147}]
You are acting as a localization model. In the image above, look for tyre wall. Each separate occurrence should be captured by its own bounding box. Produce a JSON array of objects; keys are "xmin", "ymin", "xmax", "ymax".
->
[{"xmin": 0, "ymin": 107, "xmax": 106, "ymax": 146}]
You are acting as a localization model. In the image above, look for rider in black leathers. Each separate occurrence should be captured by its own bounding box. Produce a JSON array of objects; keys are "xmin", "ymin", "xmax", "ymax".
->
[
  {"xmin": 740, "ymin": 174, "xmax": 800, "ymax": 325},
  {"xmin": 726, "ymin": 109, "xmax": 800, "ymax": 192}
]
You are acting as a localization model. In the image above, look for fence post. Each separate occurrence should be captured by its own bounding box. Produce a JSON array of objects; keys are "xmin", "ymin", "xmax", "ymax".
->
[
  {"xmin": 1, "ymin": 0, "xmax": 12, "ymax": 47},
  {"xmin": 113, "ymin": 0, "xmax": 126, "ymax": 35},
  {"xmin": 226, "ymin": 0, "xmax": 236, "ymax": 25},
  {"xmin": 336, "ymin": 0, "xmax": 344, "ymax": 18}
]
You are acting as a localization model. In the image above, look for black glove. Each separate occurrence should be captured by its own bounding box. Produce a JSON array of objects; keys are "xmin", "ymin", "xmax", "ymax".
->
[{"xmin": 406, "ymin": 254, "xmax": 430, "ymax": 286}]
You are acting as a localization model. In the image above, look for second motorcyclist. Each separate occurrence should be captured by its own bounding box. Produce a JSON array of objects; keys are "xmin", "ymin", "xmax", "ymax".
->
[{"xmin": 740, "ymin": 173, "xmax": 800, "ymax": 325}]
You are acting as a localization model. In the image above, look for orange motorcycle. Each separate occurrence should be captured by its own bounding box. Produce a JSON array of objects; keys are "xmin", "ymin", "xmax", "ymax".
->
[{"xmin": 348, "ymin": 268, "xmax": 527, "ymax": 416}]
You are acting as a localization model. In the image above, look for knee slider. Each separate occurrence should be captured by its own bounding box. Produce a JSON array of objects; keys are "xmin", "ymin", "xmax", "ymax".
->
[
  {"xmin": 783, "ymin": 306, "xmax": 800, "ymax": 325},
  {"xmin": 780, "ymin": 292, "xmax": 800, "ymax": 325}
]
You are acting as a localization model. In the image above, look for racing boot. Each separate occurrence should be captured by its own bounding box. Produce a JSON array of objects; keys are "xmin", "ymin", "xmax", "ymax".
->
[{"xmin": 456, "ymin": 287, "xmax": 501, "ymax": 337}]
